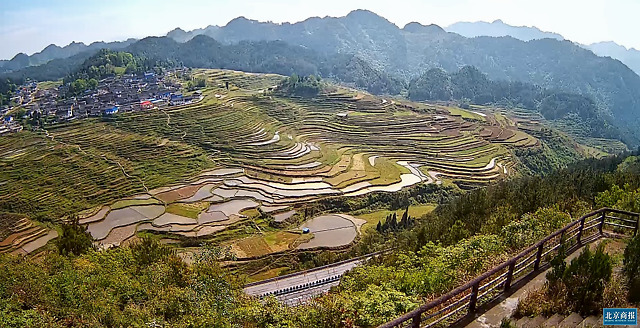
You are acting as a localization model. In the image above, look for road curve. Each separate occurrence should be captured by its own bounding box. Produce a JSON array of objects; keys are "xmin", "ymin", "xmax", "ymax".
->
[{"xmin": 244, "ymin": 251, "xmax": 387, "ymax": 305}]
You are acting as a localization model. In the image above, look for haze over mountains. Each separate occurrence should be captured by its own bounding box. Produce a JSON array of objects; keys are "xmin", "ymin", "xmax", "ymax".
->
[
  {"xmin": 3, "ymin": 9, "xmax": 640, "ymax": 146},
  {"xmin": 444, "ymin": 19, "xmax": 640, "ymax": 75},
  {"xmin": 0, "ymin": 39, "xmax": 136, "ymax": 73},
  {"xmin": 3, "ymin": 10, "xmax": 639, "ymax": 77},
  {"xmin": 445, "ymin": 19, "xmax": 564, "ymax": 41}
]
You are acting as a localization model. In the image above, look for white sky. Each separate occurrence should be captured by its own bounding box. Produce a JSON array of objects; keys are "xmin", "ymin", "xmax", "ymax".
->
[{"xmin": 0, "ymin": 0, "xmax": 638, "ymax": 59}]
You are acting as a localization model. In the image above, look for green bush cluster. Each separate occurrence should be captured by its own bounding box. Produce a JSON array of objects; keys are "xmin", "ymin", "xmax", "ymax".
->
[
  {"xmin": 0, "ymin": 238, "xmax": 242, "ymax": 328},
  {"xmin": 624, "ymin": 235, "xmax": 640, "ymax": 302},
  {"xmin": 278, "ymin": 74, "xmax": 323, "ymax": 97}
]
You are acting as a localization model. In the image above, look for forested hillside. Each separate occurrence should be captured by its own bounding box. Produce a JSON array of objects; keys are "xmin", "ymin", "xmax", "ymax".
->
[
  {"xmin": 166, "ymin": 10, "xmax": 640, "ymax": 145},
  {"xmin": 1, "ymin": 35, "xmax": 401, "ymax": 96},
  {"xmin": 0, "ymin": 39, "xmax": 137, "ymax": 74},
  {"xmin": 407, "ymin": 66, "xmax": 627, "ymax": 144},
  {"xmin": 3, "ymin": 9, "xmax": 640, "ymax": 146}
]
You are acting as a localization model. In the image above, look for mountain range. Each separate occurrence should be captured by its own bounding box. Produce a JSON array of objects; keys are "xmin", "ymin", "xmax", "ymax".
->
[
  {"xmin": 445, "ymin": 19, "xmax": 564, "ymax": 41},
  {"xmin": 584, "ymin": 42, "xmax": 640, "ymax": 76},
  {"xmin": 4, "ymin": 12, "xmax": 639, "ymax": 77},
  {"xmin": 443, "ymin": 19, "xmax": 640, "ymax": 75},
  {"xmin": 0, "ymin": 39, "xmax": 137, "ymax": 73},
  {"xmin": 3, "ymin": 9, "xmax": 640, "ymax": 146}
]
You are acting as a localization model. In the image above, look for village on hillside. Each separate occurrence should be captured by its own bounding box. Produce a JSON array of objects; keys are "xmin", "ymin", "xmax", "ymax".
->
[{"xmin": 0, "ymin": 68, "xmax": 204, "ymax": 135}]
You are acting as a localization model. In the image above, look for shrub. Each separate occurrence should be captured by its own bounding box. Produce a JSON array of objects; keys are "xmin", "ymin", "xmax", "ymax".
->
[
  {"xmin": 130, "ymin": 237, "xmax": 175, "ymax": 267},
  {"xmin": 602, "ymin": 275, "xmax": 629, "ymax": 308},
  {"xmin": 55, "ymin": 217, "xmax": 95, "ymax": 256},
  {"xmin": 561, "ymin": 244, "xmax": 612, "ymax": 315},
  {"xmin": 623, "ymin": 234, "xmax": 640, "ymax": 301}
]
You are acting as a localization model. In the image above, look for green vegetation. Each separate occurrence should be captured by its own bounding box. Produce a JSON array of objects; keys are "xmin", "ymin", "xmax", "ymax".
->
[
  {"xmin": 624, "ymin": 235, "xmax": 640, "ymax": 302},
  {"xmin": 408, "ymin": 66, "xmax": 626, "ymax": 145},
  {"xmin": 375, "ymin": 208, "xmax": 415, "ymax": 233},
  {"xmin": 55, "ymin": 219, "xmax": 95, "ymax": 257},
  {"xmin": 356, "ymin": 204, "xmax": 435, "ymax": 231},
  {"xmin": 549, "ymin": 245, "xmax": 613, "ymax": 315},
  {"xmin": 63, "ymin": 49, "xmax": 159, "ymax": 96},
  {"xmin": 1, "ymin": 148, "xmax": 640, "ymax": 327},
  {"xmin": 278, "ymin": 74, "xmax": 323, "ymax": 97},
  {"xmin": 0, "ymin": 239, "xmax": 243, "ymax": 327},
  {"xmin": 517, "ymin": 238, "xmax": 636, "ymax": 317},
  {"xmin": 0, "ymin": 79, "xmax": 17, "ymax": 107},
  {"xmin": 64, "ymin": 50, "xmax": 150, "ymax": 83},
  {"xmin": 67, "ymin": 78, "xmax": 97, "ymax": 96},
  {"xmin": 165, "ymin": 202, "xmax": 209, "ymax": 220}
]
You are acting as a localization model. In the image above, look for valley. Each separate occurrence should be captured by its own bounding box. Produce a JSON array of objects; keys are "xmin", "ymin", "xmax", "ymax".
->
[
  {"xmin": 0, "ymin": 69, "xmax": 550, "ymax": 276},
  {"xmin": 2, "ymin": 4, "xmax": 640, "ymax": 327}
]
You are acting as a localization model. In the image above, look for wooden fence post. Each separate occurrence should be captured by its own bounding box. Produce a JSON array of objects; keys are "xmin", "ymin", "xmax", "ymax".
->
[
  {"xmin": 504, "ymin": 261, "xmax": 515, "ymax": 291},
  {"xmin": 411, "ymin": 313, "xmax": 421, "ymax": 328},
  {"xmin": 576, "ymin": 217, "xmax": 585, "ymax": 245},
  {"xmin": 599, "ymin": 210, "xmax": 606, "ymax": 235},
  {"xmin": 469, "ymin": 283, "xmax": 479, "ymax": 313},
  {"xmin": 533, "ymin": 243, "xmax": 544, "ymax": 271}
]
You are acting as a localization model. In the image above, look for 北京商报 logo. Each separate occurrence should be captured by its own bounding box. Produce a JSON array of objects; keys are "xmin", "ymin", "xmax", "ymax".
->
[{"xmin": 603, "ymin": 308, "xmax": 637, "ymax": 325}]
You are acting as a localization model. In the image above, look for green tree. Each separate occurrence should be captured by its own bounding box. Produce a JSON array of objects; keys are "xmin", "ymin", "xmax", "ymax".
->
[
  {"xmin": 130, "ymin": 236, "xmax": 175, "ymax": 267},
  {"xmin": 546, "ymin": 244, "xmax": 613, "ymax": 315},
  {"xmin": 55, "ymin": 217, "xmax": 95, "ymax": 256},
  {"xmin": 623, "ymin": 234, "xmax": 640, "ymax": 301}
]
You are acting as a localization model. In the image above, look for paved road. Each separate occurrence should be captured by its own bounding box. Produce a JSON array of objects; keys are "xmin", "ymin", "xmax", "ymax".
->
[{"xmin": 244, "ymin": 257, "xmax": 366, "ymax": 304}]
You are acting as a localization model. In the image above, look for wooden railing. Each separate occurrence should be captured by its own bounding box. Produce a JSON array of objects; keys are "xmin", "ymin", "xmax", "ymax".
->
[{"xmin": 378, "ymin": 208, "xmax": 640, "ymax": 328}]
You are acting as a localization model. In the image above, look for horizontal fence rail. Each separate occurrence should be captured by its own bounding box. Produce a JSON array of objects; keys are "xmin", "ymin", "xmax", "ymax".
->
[{"xmin": 378, "ymin": 208, "xmax": 639, "ymax": 328}]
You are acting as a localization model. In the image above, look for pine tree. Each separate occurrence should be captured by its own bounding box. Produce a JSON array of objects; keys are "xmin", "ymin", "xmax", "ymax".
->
[
  {"xmin": 381, "ymin": 214, "xmax": 390, "ymax": 232},
  {"xmin": 390, "ymin": 213, "xmax": 398, "ymax": 230},
  {"xmin": 401, "ymin": 207, "xmax": 409, "ymax": 228}
]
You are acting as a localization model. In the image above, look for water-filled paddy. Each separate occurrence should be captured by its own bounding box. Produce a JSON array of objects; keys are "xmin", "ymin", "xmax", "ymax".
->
[
  {"xmin": 297, "ymin": 214, "xmax": 359, "ymax": 249},
  {"xmin": 274, "ymin": 210, "xmax": 297, "ymax": 223},
  {"xmin": 88, "ymin": 205, "xmax": 165, "ymax": 240}
]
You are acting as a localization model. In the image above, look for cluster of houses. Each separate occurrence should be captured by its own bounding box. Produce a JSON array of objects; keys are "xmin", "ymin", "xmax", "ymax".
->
[
  {"xmin": 0, "ymin": 68, "xmax": 209, "ymax": 135},
  {"xmin": 4, "ymin": 69, "xmax": 205, "ymax": 129},
  {"xmin": 0, "ymin": 116, "xmax": 22, "ymax": 135},
  {"xmin": 0, "ymin": 83, "xmax": 36, "ymax": 135},
  {"xmin": 29, "ymin": 72, "xmax": 182, "ymax": 120}
]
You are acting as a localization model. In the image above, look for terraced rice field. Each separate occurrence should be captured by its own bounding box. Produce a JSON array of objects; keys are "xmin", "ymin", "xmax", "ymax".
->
[
  {"xmin": 0, "ymin": 213, "xmax": 58, "ymax": 255},
  {"xmin": 1, "ymin": 69, "xmax": 544, "ymax": 253}
]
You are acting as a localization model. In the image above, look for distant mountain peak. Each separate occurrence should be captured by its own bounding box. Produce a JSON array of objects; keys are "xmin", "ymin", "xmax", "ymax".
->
[
  {"xmin": 11, "ymin": 53, "xmax": 29, "ymax": 60},
  {"xmin": 345, "ymin": 9, "xmax": 394, "ymax": 25},
  {"xmin": 67, "ymin": 41, "xmax": 86, "ymax": 47},
  {"xmin": 226, "ymin": 16, "xmax": 257, "ymax": 26},
  {"xmin": 591, "ymin": 41, "xmax": 628, "ymax": 50},
  {"xmin": 402, "ymin": 22, "xmax": 446, "ymax": 34},
  {"xmin": 586, "ymin": 41, "xmax": 640, "ymax": 74},
  {"xmin": 446, "ymin": 20, "xmax": 564, "ymax": 42},
  {"xmin": 42, "ymin": 44, "xmax": 62, "ymax": 51},
  {"xmin": 169, "ymin": 27, "xmax": 186, "ymax": 33},
  {"xmin": 346, "ymin": 9, "xmax": 378, "ymax": 17}
]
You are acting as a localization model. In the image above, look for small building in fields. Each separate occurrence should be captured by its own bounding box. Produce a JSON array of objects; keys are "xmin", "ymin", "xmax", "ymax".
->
[
  {"xmin": 140, "ymin": 100, "xmax": 153, "ymax": 109},
  {"xmin": 104, "ymin": 106, "xmax": 119, "ymax": 115}
]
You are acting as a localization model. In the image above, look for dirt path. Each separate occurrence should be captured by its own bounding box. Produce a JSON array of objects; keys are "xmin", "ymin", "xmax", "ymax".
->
[{"xmin": 161, "ymin": 109, "xmax": 187, "ymax": 141}]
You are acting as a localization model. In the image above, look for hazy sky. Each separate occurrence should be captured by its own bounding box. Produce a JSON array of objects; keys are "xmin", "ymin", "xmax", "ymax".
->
[{"xmin": 1, "ymin": 0, "xmax": 638, "ymax": 59}]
